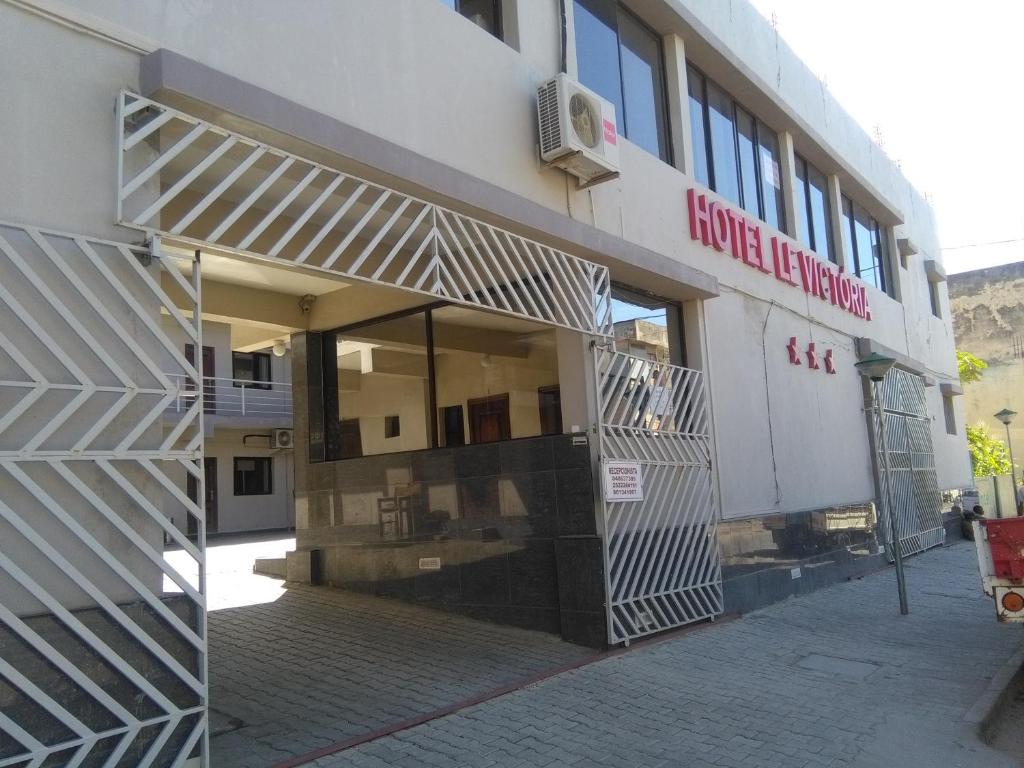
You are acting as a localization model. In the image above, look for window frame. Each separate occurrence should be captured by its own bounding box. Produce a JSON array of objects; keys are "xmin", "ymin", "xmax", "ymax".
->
[
  {"xmin": 232, "ymin": 351, "xmax": 272, "ymax": 390},
  {"xmin": 794, "ymin": 153, "xmax": 836, "ymax": 263},
  {"xmin": 233, "ymin": 456, "xmax": 273, "ymax": 496},
  {"xmin": 573, "ymin": 0, "xmax": 673, "ymax": 163},
  {"xmin": 686, "ymin": 63, "xmax": 784, "ymax": 231},
  {"xmin": 841, "ymin": 193, "xmax": 891, "ymax": 295},
  {"xmin": 442, "ymin": 0, "xmax": 502, "ymax": 39}
]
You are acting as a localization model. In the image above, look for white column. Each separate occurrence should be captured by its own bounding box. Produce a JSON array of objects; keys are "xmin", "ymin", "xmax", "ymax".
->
[
  {"xmin": 777, "ymin": 131, "xmax": 801, "ymax": 240},
  {"xmin": 662, "ymin": 33, "xmax": 693, "ymax": 176}
]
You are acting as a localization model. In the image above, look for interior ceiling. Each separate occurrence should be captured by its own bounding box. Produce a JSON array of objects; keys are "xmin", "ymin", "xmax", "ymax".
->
[
  {"xmin": 166, "ymin": 247, "xmax": 347, "ymax": 296},
  {"xmin": 431, "ymin": 305, "xmax": 550, "ymax": 334}
]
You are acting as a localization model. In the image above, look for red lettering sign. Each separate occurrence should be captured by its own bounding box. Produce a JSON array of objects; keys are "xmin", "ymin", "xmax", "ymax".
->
[{"xmin": 686, "ymin": 189, "xmax": 871, "ymax": 321}]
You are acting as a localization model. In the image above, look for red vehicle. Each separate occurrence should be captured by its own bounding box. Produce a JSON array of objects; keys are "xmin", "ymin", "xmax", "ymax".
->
[{"xmin": 974, "ymin": 517, "xmax": 1024, "ymax": 622}]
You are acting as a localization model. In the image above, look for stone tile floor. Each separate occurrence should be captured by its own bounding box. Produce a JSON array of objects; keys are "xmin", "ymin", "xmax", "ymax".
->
[
  {"xmin": 190, "ymin": 538, "xmax": 1024, "ymax": 768},
  {"xmin": 191, "ymin": 536, "xmax": 594, "ymax": 768},
  {"xmin": 317, "ymin": 543, "xmax": 1023, "ymax": 768}
]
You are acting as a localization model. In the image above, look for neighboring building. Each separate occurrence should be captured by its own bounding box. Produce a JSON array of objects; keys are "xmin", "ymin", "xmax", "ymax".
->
[
  {"xmin": 161, "ymin": 318, "xmax": 295, "ymax": 535},
  {"xmin": 949, "ymin": 261, "xmax": 1024, "ymax": 513},
  {"xmin": 0, "ymin": 1, "xmax": 970, "ymax": 763}
]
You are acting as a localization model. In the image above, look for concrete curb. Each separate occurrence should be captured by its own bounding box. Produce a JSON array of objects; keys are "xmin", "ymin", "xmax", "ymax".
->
[{"xmin": 963, "ymin": 645, "xmax": 1024, "ymax": 742}]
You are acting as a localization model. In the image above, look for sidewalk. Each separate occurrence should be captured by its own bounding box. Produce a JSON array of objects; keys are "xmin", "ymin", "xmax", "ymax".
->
[{"xmin": 310, "ymin": 542, "xmax": 1024, "ymax": 768}]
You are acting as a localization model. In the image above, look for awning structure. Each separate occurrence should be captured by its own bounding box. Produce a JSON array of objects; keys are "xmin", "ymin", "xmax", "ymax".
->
[{"xmin": 116, "ymin": 92, "xmax": 613, "ymax": 337}]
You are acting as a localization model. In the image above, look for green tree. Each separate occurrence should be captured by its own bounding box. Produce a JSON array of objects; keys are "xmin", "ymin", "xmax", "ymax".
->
[
  {"xmin": 967, "ymin": 423, "xmax": 1012, "ymax": 477},
  {"xmin": 957, "ymin": 349, "xmax": 987, "ymax": 384}
]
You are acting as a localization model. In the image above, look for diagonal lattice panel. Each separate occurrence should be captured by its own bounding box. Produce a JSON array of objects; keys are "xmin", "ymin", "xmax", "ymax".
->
[
  {"xmin": 0, "ymin": 222, "xmax": 208, "ymax": 768},
  {"xmin": 875, "ymin": 368, "xmax": 944, "ymax": 559},
  {"xmin": 594, "ymin": 347, "xmax": 721, "ymax": 645},
  {"xmin": 116, "ymin": 91, "xmax": 612, "ymax": 337}
]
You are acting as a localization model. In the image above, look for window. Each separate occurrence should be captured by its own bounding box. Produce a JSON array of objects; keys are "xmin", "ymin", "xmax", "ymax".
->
[
  {"xmin": 440, "ymin": 0, "xmax": 501, "ymax": 38},
  {"xmin": 795, "ymin": 155, "xmax": 835, "ymax": 263},
  {"xmin": 234, "ymin": 457, "xmax": 273, "ymax": 496},
  {"xmin": 929, "ymin": 281, "xmax": 942, "ymax": 318},
  {"xmin": 232, "ymin": 351, "xmax": 272, "ymax": 390},
  {"xmin": 321, "ymin": 305, "xmax": 562, "ymax": 461},
  {"xmin": 538, "ymin": 386, "xmax": 563, "ymax": 436},
  {"xmin": 687, "ymin": 66, "xmax": 785, "ymax": 231},
  {"xmin": 610, "ymin": 284, "xmax": 685, "ymax": 365},
  {"xmin": 841, "ymin": 195, "xmax": 890, "ymax": 294},
  {"xmin": 574, "ymin": 0, "xmax": 670, "ymax": 161},
  {"xmin": 943, "ymin": 396, "xmax": 957, "ymax": 435}
]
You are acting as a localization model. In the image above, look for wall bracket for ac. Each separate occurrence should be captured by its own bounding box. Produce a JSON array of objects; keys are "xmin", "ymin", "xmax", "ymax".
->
[{"xmin": 542, "ymin": 150, "xmax": 621, "ymax": 190}]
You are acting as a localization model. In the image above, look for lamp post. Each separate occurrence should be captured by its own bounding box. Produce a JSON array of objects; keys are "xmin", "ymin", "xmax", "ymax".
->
[
  {"xmin": 856, "ymin": 352, "xmax": 909, "ymax": 615},
  {"xmin": 995, "ymin": 408, "xmax": 1018, "ymax": 516}
]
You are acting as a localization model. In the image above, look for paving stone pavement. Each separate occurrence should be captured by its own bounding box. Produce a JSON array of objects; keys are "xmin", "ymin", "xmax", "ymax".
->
[
  {"xmin": 297, "ymin": 542, "xmax": 1024, "ymax": 768},
  {"xmin": 207, "ymin": 566, "xmax": 594, "ymax": 768}
]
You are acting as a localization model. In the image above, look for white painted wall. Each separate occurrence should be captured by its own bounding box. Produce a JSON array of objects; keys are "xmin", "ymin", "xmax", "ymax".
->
[{"xmin": 0, "ymin": 0, "xmax": 970, "ymax": 530}]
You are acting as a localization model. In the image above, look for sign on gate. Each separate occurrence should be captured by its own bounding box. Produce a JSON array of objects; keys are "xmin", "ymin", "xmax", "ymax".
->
[{"xmin": 603, "ymin": 460, "xmax": 644, "ymax": 502}]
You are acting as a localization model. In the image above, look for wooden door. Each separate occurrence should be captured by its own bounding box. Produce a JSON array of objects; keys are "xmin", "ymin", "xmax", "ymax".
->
[{"xmin": 468, "ymin": 393, "xmax": 510, "ymax": 444}]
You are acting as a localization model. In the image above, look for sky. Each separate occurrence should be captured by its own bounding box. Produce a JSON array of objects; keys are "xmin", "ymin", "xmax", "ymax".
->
[{"xmin": 746, "ymin": 0, "xmax": 1024, "ymax": 275}]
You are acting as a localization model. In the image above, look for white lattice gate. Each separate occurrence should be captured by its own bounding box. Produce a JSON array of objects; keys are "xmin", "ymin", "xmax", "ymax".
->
[
  {"xmin": 594, "ymin": 347, "xmax": 721, "ymax": 645},
  {"xmin": 0, "ymin": 224, "xmax": 208, "ymax": 768},
  {"xmin": 876, "ymin": 368, "xmax": 944, "ymax": 557}
]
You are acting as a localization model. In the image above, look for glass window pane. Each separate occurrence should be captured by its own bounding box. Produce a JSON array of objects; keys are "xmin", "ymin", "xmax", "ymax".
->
[
  {"xmin": 870, "ymin": 221, "xmax": 887, "ymax": 293},
  {"xmin": 456, "ymin": 0, "xmax": 499, "ymax": 36},
  {"xmin": 334, "ymin": 313, "xmax": 431, "ymax": 458},
  {"xmin": 617, "ymin": 9, "xmax": 668, "ymax": 160},
  {"xmin": 806, "ymin": 162, "xmax": 834, "ymax": 263},
  {"xmin": 735, "ymin": 107, "xmax": 760, "ymax": 218},
  {"xmin": 757, "ymin": 124, "xmax": 784, "ymax": 231},
  {"xmin": 841, "ymin": 196, "xmax": 855, "ymax": 270},
  {"xmin": 706, "ymin": 82, "xmax": 740, "ymax": 205},
  {"xmin": 795, "ymin": 157, "xmax": 812, "ymax": 250},
  {"xmin": 432, "ymin": 306, "xmax": 560, "ymax": 444},
  {"xmin": 853, "ymin": 205, "xmax": 878, "ymax": 289},
  {"xmin": 686, "ymin": 67, "xmax": 710, "ymax": 187},
  {"xmin": 573, "ymin": 0, "xmax": 624, "ymax": 133}
]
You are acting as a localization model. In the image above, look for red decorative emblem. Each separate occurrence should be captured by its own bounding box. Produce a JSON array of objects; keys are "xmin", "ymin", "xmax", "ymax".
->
[
  {"xmin": 787, "ymin": 336, "xmax": 801, "ymax": 365},
  {"xmin": 806, "ymin": 342, "xmax": 820, "ymax": 370},
  {"xmin": 824, "ymin": 348, "xmax": 836, "ymax": 374}
]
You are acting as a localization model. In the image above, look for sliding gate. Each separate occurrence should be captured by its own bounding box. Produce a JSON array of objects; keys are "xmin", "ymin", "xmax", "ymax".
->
[
  {"xmin": 876, "ymin": 368, "xmax": 945, "ymax": 557},
  {"xmin": 595, "ymin": 346, "xmax": 721, "ymax": 645},
  {"xmin": 0, "ymin": 224, "xmax": 208, "ymax": 768}
]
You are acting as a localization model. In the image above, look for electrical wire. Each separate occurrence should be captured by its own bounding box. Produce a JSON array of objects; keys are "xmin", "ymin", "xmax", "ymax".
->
[{"xmin": 942, "ymin": 237, "xmax": 1024, "ymax": 251}]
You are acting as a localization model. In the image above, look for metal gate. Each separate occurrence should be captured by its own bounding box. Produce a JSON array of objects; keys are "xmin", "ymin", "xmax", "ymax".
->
[
  {"xmin": 0, "ymin": 224, "xmax": 208, "ymax": 767},
  {"xmin": 594, "ymin": 346, "xmax": 721, "ymax": 645},
  {"xmin": 876, "ymin": 368, "xmax": 944, "ymax": 557}
]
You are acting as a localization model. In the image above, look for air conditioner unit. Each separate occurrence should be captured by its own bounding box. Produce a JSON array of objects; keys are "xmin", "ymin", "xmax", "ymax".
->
[
  {"xmin": 537, "ymin": 73, "xmax": 620, "ymax": 187},
  {"xmin": 271, "ymin": 428, "xmax": 294, "ymax": 450}
]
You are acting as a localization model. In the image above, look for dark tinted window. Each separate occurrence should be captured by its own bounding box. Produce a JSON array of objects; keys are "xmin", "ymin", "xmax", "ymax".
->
[
  {"xmin": 795, "ymin": 154, "xmax": 835, "ymax": 263},
  {"xmin": 688, "ymin": 65, "xmax": 783, "ymax": 229},
  {"xmin": 736, "ymin": 107, "xmax": 760, "ymax": 218},
  {"xmin": 758, "ymin": 127, "xmax": 785, "ymax": 231},
  {"xmin": 686, "ymin": 68, "xmax": 710, "ymax": 186},
  {"xmin": 842, "ymin": 193, "xmax": 888, "ymax": 294},
  {"xmin": 234, "ymin": 457, "xmax": 272, "ymax": 496},
  {"xmin": 574, "ymin": 0, "xmax": 670, "ymax": 161},
  {"xmin": 706, "ymin": 81, "xmax": 740, "ymax": 205},
  {"xmin": 441, "ymin": 0, "xmax": 501, "ymax": 38}
]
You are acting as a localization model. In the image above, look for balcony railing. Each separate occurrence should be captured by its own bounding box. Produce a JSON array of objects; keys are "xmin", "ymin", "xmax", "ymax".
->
[{"xmin": 166, "ymin": 374, "xmax": 293, "ymax": 420}]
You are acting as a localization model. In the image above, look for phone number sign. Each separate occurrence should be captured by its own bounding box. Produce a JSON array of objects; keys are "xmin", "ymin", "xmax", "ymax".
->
[{"xmin": 603, "ymin": 460, "xmax": 644, "ymax": 502}]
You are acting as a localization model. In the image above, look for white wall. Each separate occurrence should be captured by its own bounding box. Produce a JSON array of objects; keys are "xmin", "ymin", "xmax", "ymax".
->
[
  {"xmin": 204, "ymin": 430, "xmax": 293, "ymax": 533},
  {"xmin": 1, "ymin": 0, "xmax": 969, "ymax": 525}
]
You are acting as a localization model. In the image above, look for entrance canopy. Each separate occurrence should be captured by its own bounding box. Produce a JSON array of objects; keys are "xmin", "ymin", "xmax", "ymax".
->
[{"xmin": 116, "ymin": 92, "xmax": 612, "ymax": 338}]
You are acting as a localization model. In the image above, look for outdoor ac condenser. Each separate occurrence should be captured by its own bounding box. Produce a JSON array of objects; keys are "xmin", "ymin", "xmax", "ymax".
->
[
  {"xmin": 537, "ymin": 73, "xmax": 620, "ymax": 187},
  {"xmin": 271, "ymin": 428, "xmax": 294, "ymax": 450}
]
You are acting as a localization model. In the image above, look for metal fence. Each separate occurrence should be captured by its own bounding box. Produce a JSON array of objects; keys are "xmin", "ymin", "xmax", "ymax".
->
[
  {"xmin": 594, "ymin": 346, "xmax": 721, "ymax": 645},
  {"xmin": 165, "ymin": 375, "xmax": 292, "ymax": 420}
]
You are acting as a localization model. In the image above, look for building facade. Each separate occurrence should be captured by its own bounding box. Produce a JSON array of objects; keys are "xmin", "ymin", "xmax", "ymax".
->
[
  {"xmin": 949, "ymin": 261, "xmax": 1024, "ymax": 515},
  {"xmin": 0, "ymin": 0, "xmax": 970, "ymax": 764}
]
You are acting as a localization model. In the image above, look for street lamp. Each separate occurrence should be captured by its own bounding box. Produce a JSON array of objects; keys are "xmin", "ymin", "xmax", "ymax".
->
[
  {"xmin": 995, "ymin": 408, "xmax": 1018, "ymax": 516},
  {"xmin": 856, "ymin": 352, "xmax": 909, "ymax": 615}
]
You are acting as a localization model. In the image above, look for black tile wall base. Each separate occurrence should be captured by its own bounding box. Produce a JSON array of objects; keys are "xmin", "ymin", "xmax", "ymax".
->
[{"xmin": 296, "ymin": 434, "xmax": 603, "ymax": 646}]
